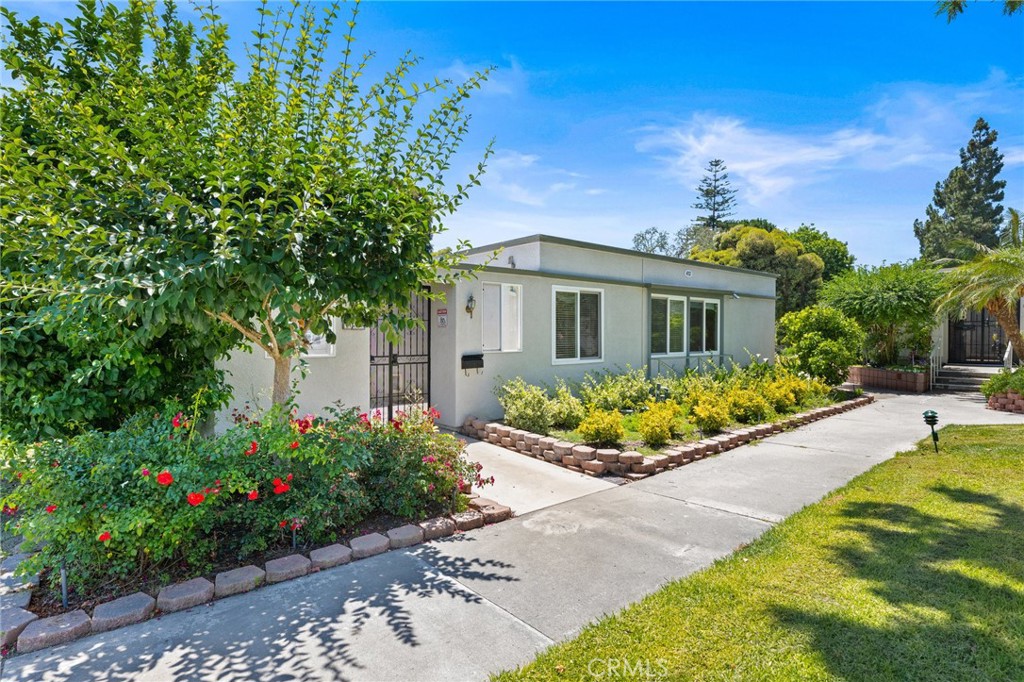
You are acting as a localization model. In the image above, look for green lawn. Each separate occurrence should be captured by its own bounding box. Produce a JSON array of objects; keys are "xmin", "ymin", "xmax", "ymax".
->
[{"xmin": 495, "ymin": 424, "xmax": 1024, "ymax": 681}]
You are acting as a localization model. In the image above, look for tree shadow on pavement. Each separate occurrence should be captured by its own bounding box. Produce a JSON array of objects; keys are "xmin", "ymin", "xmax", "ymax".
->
[
  {"xmin": 1, "ymin": 535, "xmax": 521, "ymax": 682},
  {"xmin": 773, "ymin": 484, "xmax": 1024, "ymax": 681}
]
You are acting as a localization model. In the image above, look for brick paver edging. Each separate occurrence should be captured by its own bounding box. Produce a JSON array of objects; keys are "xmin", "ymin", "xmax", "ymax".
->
[
  {"xmin": 461, "ymin": 395, "xmax": 876, "ymax": 481},
  {"xmin": 7, "ymin": 499, "xmax": 512, "ymax": 656},
  {"xmin": 987, "ymin": 390, "xmax": 1024, "ymax": 414}
]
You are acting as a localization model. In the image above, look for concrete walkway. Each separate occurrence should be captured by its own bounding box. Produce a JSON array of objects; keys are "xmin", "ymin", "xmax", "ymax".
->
[{"xmin": 3, "ymin": 393, "xmax": 1020, "ymax": 682}]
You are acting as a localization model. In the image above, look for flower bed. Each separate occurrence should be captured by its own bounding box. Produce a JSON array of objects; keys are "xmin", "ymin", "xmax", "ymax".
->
[
  {"xmin": 463, "ymin": 396, "xmax": 875, "ymax": 480},
  {"xmin": 0, "ymin": 397, "xmax": 500, "ymax": 654}
]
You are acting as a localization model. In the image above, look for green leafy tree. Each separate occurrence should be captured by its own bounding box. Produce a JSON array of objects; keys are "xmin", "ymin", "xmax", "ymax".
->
[
  {"xmin": 936, "ymin": 1, "xmax": 1023, "ymax": 21},
  {"xmin": 692, "ymin": 158, "xmax": 737, "ymax": 232},
  {"xmin": 821, "ymin": 262, "xmax": 945, "ymax": 366},
  {"xmin": 914, "ymin": 118, "xmax": 1006, "ymax": 260},
  {"xmin": 789, "ymin": 224, "xmax": 855, "ymax": 281},
  {"xmin": 1, "ymin": 0, "xmax": 491, "ymax": 410},
  {"xmin": 937, "ymin": 208, "xmax": 1024, "ymax": 365},
  {"xmin": 777, "ymin": 306, "xmax": 865, "ymax": 386},
  {"xmin": 1, "ymin": 0, "xmax": 235, "ymax": 439},
  {"xmin": 721, "ymin": 218, "xmax": 778, "ymax": 232},
  {"xmin": 690, "ymin": 225, "xmax": 824, "ymax": 317}
]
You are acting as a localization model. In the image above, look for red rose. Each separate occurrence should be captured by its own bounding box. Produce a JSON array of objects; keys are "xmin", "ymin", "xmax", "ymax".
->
[
  {"xmin": 290, "ymin": 441, "xmax": 299, "ymax": 449},
  {"xmin": 187, "ymin": 492, "xmax": 205, "ymax": 506},
  {"xmin": 172, "ymin": 412, "xmax": 184, "ymax": 428},
  {"xmin": 273, "ymin": 483, "xmax": 290, "ymax": 495},
  {"xmin": 286, "ymin": 473, "xmax": 293, "ymax": 481},
  {"xmin": 98, "ymin": 531, "xmax": 111, "ymax": 542},
  {"xmin": 156, "ymin": 471, "xmax": 174, "ymax": 486},
  {"xmin": 272, "ymin": 477, "xmax": 282, "ymax": 486},
  {"xmin": 279, "ymin": 520, "xmax": 287, "ymax": 527},
  {"xmin": 45, "ymin": 504, "xmax": 57, "ymax": 514},
  {"xmin": 248, "ymin": 490, "xmax": 259, "ymax": 501},
  {"xmin": 244, "ymin": 441, "xmax": 259, "ymax": 456},
  {"xmin": 141, "ymin": 468, "xmax": 150, "ymax": 477}
]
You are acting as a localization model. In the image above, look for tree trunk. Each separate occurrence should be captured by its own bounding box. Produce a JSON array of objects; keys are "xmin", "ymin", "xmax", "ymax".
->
[
  {"xmin": 986, "ymin": 298, "xmax": 1024, "ymax": 367},
  {"xmin": 272, "ymin": 354, "xmax": 292, "ymax": 405}
]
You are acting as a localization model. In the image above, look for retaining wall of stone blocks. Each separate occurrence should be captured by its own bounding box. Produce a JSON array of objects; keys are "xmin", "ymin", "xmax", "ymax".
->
[
  {"xmin": 987, "ymin": 390, "xmax": 1024, "ymax": 414},
  {"xmin": 461, "ymin": 396, "xmax": 876, "ymax": 481}
]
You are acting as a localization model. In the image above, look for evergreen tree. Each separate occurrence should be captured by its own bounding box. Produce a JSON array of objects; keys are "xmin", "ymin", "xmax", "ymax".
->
[
  {"xmin": 914, "ymin": 118, "xmax": 1006, "ymax": 260},
  {"xmin": 692, "ymin": 159, "xmax": 737, "ymax": 232}
]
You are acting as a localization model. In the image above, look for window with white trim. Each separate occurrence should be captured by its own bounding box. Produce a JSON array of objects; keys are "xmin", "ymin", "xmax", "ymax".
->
[
  {"xmin": 650, "ymin": 296, "xmax": 686, "ymax": 355},
  {"xmin": 688, "ymin": 299, "xmax": 720, "ymax": 353},
  {"xmin": 553, "ymin": 287, "xmax": 602, "ymax": 362},
  {"xmin": 481, "ymin": 283, "xmax": 522, "ymax": 352}
]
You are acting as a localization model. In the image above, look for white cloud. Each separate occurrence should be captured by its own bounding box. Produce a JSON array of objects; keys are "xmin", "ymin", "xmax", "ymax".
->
[
  {"xmin": 440, "ymin": 56, "xmax": 527, "ymax": 96},
  {"xmin": 635, "ymin": 72, "xmax": 1024, "ymax": 207},
  {"xmin": 479, "ymin": 149, "xmax": 609, "ymax": 207}
]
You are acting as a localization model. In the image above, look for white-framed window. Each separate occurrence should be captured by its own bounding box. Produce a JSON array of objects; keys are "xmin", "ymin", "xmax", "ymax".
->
[
  {"xmin": 552, "ymin": 286, "xmax": 603, "ymax": 363},
  {"xmin": 688, "ymin": 298, "xmax": 720, "ymax": 354},
  {"xmin": 650, "ymin": 295, "xmax": 687, "ymax": 356},
  {"xmin": 481, "ymin": 282, "xmax": 522, "ymax": 352}
]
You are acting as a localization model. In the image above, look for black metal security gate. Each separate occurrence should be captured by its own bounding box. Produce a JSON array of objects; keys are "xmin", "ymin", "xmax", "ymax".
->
[
  {"xmin": 949, "ymin": 309, "xmax": 1008, "ymax": 364},
  {"xmin": 369, "ymin": 293, "xmax": 431, "ymax": 421}
]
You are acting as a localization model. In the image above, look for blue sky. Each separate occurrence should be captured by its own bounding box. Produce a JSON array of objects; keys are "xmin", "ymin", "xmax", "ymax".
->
[{"xmin": 8, "ymin": 1, "xmax": 1024, "ymax": 265}]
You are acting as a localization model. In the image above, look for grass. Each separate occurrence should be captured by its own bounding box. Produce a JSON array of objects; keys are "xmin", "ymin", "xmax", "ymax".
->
[{"xmin": 495, "ymin": 424, "xmax": 1024, "ymax": 681}]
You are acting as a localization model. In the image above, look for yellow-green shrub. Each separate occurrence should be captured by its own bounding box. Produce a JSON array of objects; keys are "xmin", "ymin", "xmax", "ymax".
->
[
  {"xmin": 637, "ymin": 400, "xmax": 683, "ymax": 447},
  {"xmin": 727, "ymin": 388, "xmax": 775, "ymax": 424},
  {"xmin": 762, "ymin": 377, "xmax": 798, "ymax": 412},
  {"xmin": 550, "ymin": 379, "xmax": 586, "ymax": 429},
  {"xmin": 688, "ymin": 390, "xmax": 731, "ymax": 433},
  {"xmin": 577, "ymin": 409, "xmax": 625, "ymax": 446}
]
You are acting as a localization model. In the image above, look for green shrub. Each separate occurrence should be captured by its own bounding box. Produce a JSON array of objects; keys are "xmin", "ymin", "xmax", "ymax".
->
[
  {"xmin": 980, "ymin": 367, "xmax": 1024, "ymax": 398},
  {"xmin": 0, "ymin": 398, "xmax": 483, "ymax": 594},
  {"xmin": 688, "ymin": 390, "xmax": 731, "ymax": 433},
  {"xmin": 579, "ymin": 366, "xmax": 651, "ymax": 411},
  {"xmin": 726, "ymin": 388, "xmax": 775, "ymax": 424},
  {"xmin": 637, "ymin": 400, "xmax": 684, "ymax": 447},
  {"xmin": 577, "ymin": 409, "xmax": 626, "ymax": 447},
  {"xmin": 550, "ymin": 379, "xmax": 586, "ymax": 430},
  {"xmin": 362, "ymin": 408, "xmax": 487, "ymax": 520},
  {"xmin": 495, "ymin": 378, "xmax": 554, "ymax": 435},
  {"xmin": 777, "ymin": 306, "xmax": 866, "ymax": 386}
]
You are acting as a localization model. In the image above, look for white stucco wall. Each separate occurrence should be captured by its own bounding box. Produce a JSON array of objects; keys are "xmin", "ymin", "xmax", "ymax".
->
[{"xmin": 216, "ymin": 328, "xmax": 370, "ymax": 430}]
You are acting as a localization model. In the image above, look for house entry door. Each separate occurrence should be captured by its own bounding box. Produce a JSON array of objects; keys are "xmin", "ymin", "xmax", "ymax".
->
[
  {"xmin": 369, "ymin": 293, "xmax": 431, "ymax": 421},
  {"xmin": 948, "ymin": 309, "xmax": 1008, "ymax": 364}
]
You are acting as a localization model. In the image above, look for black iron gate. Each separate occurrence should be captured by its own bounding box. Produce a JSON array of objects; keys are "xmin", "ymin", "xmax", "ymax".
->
[
  {"xmin": 949, "ymin": 308, "xmax": 1007, "ymax": 364},
  {"xmin": 369, "ymin": 293, "xmax": 431, "ymax": 421}
]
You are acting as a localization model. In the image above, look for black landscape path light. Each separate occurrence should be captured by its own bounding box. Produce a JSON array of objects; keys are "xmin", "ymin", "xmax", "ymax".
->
[{"xmin": 923, "ymin": 410, "xmax": 939, "ymax": 452}]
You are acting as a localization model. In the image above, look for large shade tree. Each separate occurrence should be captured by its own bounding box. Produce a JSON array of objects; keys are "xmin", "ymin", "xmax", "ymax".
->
[
  {"xmin": 937, "ymin": 208, "xmax": 1024, "ymax": 365},
  {"xmin": 2, "ymin": 0, "xmax": 491, "ymax": 409},
  {"xmin": 690, "ymin": 224, "xmax": 824, "ymax": 318}
]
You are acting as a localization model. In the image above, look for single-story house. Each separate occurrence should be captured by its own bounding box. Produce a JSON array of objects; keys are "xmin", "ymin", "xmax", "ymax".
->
[{"xmin": 216, "ymin": 235, "xmax": 778, "ymax": 431}]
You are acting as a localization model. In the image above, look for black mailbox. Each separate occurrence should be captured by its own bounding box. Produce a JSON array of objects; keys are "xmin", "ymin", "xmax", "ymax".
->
[{"xmin": 461, "ymin": 353, "xmax": 484, "ymax": 370}]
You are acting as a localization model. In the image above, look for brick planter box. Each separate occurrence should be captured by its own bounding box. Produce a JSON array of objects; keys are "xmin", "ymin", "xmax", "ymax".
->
[
  {"xmin": 848, "ymin": 365, "xmax": 929, "ymax": 393},
  {"xmin": 987, "ymin": 390, "xmax": 1024, "ymax": 414}
]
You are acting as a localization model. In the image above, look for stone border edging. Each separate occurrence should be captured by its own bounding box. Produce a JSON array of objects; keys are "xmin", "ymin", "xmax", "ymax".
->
[
  {"xmin": 4, "ymin": 498, "xmax": 513, "ymax": 656},
  {"xmin": 987, "ymin": 390, "xmax": 1024, "ymax": 414},
  {"xmin": 461, "ymin": 395, "xmax": 876, "ymax": 481}
]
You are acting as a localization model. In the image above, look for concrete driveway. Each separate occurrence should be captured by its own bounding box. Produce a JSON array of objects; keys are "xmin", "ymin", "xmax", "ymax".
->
[{"xmin": 2, "ymin": 392, "xmax": 1020, "ymax": 682}]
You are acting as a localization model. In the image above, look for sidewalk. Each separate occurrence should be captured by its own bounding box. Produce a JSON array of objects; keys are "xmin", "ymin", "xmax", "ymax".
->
[{"xmin": 3, "ymin": 393, "xmax": 1020, "ymax": 682}]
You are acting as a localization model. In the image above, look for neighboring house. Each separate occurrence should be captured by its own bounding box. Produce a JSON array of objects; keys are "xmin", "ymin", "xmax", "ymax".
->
[
  {"xmin": 216, "ymin": 234, "xmax": 777, "ymax": 430},
  {"xmin": 931, "ymin": 304, "xmax": 1022, "ymax": 367}
]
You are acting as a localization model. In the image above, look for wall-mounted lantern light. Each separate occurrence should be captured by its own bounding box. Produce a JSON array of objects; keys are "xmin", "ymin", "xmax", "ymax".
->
[
  {"xmin": 465, "ymin": 294, "xmax": 476, "ymax": 318},
  {"xmin": 923, "ymin": 410, "xmax": 939, "ymax": 452}
]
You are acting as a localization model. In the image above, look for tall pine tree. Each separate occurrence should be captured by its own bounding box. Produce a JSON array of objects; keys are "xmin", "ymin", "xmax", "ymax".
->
[
  {"xmin": 914, "ymin": 118, "xmax": 1006, "ymax": 260},
  {"xmin": 692, "ymin": 158, "xmax": 737, "ymax": 232}
]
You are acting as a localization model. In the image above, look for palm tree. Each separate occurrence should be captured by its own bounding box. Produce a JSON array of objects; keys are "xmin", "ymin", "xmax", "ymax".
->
[{"xmin": 937, "ymin": 208, "xmax": 1024, "ymax": 366}]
